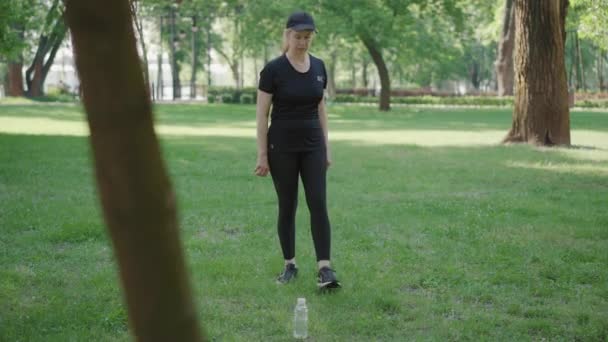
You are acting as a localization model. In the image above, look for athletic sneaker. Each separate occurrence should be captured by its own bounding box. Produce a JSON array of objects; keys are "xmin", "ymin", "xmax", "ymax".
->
[
  {"xmin": 276, "ymin": 263, "xmax": 298, "ymax": 284},
  {"xmin": 317, "ymin": 266, "xmax": 341, "ymax": 290}
]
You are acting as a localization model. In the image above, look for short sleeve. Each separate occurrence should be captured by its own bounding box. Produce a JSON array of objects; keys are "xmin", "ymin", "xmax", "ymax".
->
[{"xmin": 258, "ymin": 64, "xmax": 275, "ymax": 93}]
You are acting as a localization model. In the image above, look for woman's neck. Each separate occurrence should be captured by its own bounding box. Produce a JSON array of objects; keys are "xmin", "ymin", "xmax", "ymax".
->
[{"xmin": 286, "ymin": 49, "xmax": 307, "ymax": 63}]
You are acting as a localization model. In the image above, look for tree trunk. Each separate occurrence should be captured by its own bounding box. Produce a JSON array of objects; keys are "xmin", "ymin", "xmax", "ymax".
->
[
  {"xmin": 26, "ymin": 0, "xmax": 67, "ymax": 97},
  {"xmin": 350, "ymin": 54, "xmax": 356, "ymax": 89},
  {"xmin": 568, "ymin": 31, "xmax": 575, "ymax": 88},
  {"xmin": 327, "ymin": 50, "xmax": 337, "ymax": 99},
  {"xmin": 495, "ymin": 0, "xmax": 516, "ymax": 96},
  {"xmin": 504, "ymin": 0, "xmax": 570, "ymax": 146},
  {"xmin": 64, "ymin": 1, "xmax": 205, "ymax": 340},
  {"xmin": 131, "ymin": 0, "xmax": 150, "ymax": 95},
  {"xmin": 575, "ymin": 32, "xmax": 584, "ymax": 90},
  {"xmin": 157, "ymin": 16, "xmax": 164, "ymax": 101},
  {"xmin": 190, "ymin": 16, "xmax": 198, "ymax": 99},
  {"xmin": 169, "ymin": 7, "xmax": 181, "ymax": 100},
  {"xmin": 469, "ymin": 60, "xmax": 481, "ymax": 90},
  {"xmin": 361, "ymin": 36, "xmax": 390, "ymax": 111},
  {"xmin": 28, "ymin": 60, "xmax": 44, "ymax": 97},
  {"xmin": 231, "ymin": 61, "xmax": 240, "ymax": 89},
  {"xmin": 362, "ymin": 60, "xmax": 369, "ymax": 91},
  {"xmin": 7, "ymin": 61, "xmax": 24, "ymax": 97},
  {"xmin": 599, "ymin": 50, "xmax": 606, "ymax": 91},
  {"xmin": 3, "ymin": 71, "xmax": 9, "ymax": 95},
  {"xmin": 206, "ymin": 25, "xmax": 212, "ymax": 88}
]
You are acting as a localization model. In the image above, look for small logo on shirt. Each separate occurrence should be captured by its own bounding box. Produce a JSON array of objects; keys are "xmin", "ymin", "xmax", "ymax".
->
[{"xmin": 317, "ymin": 76, "xmax": 324, "ymax": 82}]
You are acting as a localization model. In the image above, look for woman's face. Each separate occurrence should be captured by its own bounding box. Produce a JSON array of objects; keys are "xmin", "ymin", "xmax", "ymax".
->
[{"xmin": 288, "ymin": 30, "xmax": 314, "ymax": 52}]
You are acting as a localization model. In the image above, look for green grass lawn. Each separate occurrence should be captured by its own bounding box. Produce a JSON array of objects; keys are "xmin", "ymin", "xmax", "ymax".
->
[{"xmin": 1, "ymin": 103, "xmax": 607, "ymax": 341}]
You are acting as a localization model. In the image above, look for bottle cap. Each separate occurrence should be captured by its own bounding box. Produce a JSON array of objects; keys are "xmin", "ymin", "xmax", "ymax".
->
[{"xmin": 297, "ymin": 297, "xmax": 306, "ymax": 305}]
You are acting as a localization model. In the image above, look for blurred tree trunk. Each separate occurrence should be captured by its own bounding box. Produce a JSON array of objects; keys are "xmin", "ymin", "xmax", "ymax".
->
[
  {"xmin": 190, "ymin": 16, "xmax": 198, "ymax": 99},
  {"xmin": 361, "ymin": 35, "xmax": 390, "ymax": 111},
  {"xmin": 157, "ymin": 16, "xmax": 164, "ymax": 101},
  {"xmin": 350, "ymin": 53, "xmax": 356, "ymax": 89},
  {"xmin": 327, "ymin": 49, "xmax": 337, "ymax": 99},
  {"xmin": 495, "ymin": 0, "xmax": 515, "ymax": 96},
  {"xmin": 362, "ymin": 59, "xmax": 369, "ymax": 91},
  {"xmin": 169, "ymin": 6, "xmax": 181, "ymax": 99},
  {"xmin": 504, "ymin": 0, "xmax": 570, "ymax": 146},
  {"xmin": 575, "ymin": 32, "xmax": 585, "ymax": 90},
  {"xmin": 64, "ymin": 0, "xmax": 205, "ymax": 340},
  {"xmin": 469, "ymin": 60, "xmax": 481, "ymax": 90},
  {"xmin": 7, "ymin": 23, "xmax": 25, "ymax": 97},
  {"xmin": 7, "ymin": 60, "xmax": 24, "ymax": 97},
  {"xmin": 597, "ymin": 49, "xmax": 605, "ymax": 91}
]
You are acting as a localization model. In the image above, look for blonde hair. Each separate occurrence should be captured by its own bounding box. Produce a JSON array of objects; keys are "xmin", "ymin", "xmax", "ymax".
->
[
  {"xmin": 282, "ymin": 29, "xmax": 315, "ymax": 54},
  {"xmin": 281, "ymin": 29, "xmax": 292, "ymax": 54}
]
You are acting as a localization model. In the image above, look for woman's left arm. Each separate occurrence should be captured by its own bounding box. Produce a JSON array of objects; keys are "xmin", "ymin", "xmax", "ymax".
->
[{"xmin": 318, "ymin": 99, "xmax": 331, "ymax": 169}]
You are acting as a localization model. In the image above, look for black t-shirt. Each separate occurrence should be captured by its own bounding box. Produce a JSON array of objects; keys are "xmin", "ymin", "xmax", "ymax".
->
[{"xmin": 258, "ymin": 54, "xmax": 328, "ymax": 151}]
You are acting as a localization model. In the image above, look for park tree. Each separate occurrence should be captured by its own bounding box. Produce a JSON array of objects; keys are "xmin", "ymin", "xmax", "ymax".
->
[
  {"xmin": 64, "ymin": 0, "xmax": 205, "ymax": 340},
  {"xmin": 504, "ymin": 0, "xmax": 570, "ymax": 146},
  {"xmin": 25, "ymin": 0, "xmax": 67, "ymax": 97},
  {"xmin": 495, "ymin": 0, "xmax": 516, "ymax": 96},
  {"xmin": 1, "ymin": 0, "xmax": 34, "ymax": 97},
  {"xmin": 1, "ymin": 0, "xmax": 67, "ymax": 97},
  {"xmin": 568, "ymin": 0, "xmax": 607, "ymax": 90},
  {"xmin": 570, "ymin": 0, "xmax": 608, "ymax": 50},
  {"xmin": 315, "ymin": 0, "xmax": 469, "ymax": 111}
]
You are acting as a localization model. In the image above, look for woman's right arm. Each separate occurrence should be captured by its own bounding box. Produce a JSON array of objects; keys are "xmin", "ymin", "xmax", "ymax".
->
[{"xmin": 255, "ymin": 90, "xmax": 273, "ymax": 176}]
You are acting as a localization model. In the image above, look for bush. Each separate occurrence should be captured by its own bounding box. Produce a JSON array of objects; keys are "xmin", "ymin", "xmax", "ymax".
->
[
  {"xmin": 240, "ymin": 93, "xmax": 254, "ymax": 104},
  {"xmin": 207, "ymin": 95, "xmax": 216, "ymax": 103},
  {"xmin": 334, "ymin": 95, "xmax": 358, "ymax": 103},
  {"xmin": 220, "ymin": 93, "xmax": 234, "ymax": 103},
  {"xmin": 332, "ymin": 95, "xmax": 516, "ymax": 106}
]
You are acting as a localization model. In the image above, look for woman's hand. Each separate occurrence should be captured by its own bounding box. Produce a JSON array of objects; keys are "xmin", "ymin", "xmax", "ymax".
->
[{"xmin": 255, "ymin": 154, "xmax": 270, "ymax": 177}]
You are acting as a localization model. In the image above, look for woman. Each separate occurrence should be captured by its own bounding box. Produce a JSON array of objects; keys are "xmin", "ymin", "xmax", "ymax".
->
[{"xmin": 254, "ymin": 11, "xmax": 340, "ymax": 289}]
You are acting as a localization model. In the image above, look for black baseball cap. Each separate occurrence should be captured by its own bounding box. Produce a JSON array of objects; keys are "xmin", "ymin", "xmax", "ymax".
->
[{"xmin": 286, "ymin": 11, "xmax": 317, "ymax": 32}]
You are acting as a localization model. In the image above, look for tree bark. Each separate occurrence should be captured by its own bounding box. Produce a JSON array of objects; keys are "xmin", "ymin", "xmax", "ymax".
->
[
  {"xmin": 469, "ymin": 60, "xmax": 481, "ymax": 90},
  {"xmin": 7, "ymin": 61, "xmax": 24, "ymax": 96},
  {"xmin": 495, "ymin": 0, "xmax": 516, "ymax": 96},
  {"xmin": 215, "ymin": 47, "xmax": 240, "ymax": 89},
  {"xmin": 350, "ymin": 53, "xmax": 356, "ymax": 89},
  {"xmin": 575, "ymin": 32, "xmax": 585, "ymax": 90},
  {"xmin": 190, "ymin": 16, "xmax": 198, "ymax": 99},
  {"xmin": 169, "ymin": 7, "xmax": 181, "ymax": 100},
  {"xmin": 362, "ymin": 60, "xmax": 369, "ymax": 91},
  {"xmin": 327, "ymin": 50, "xmax": 337, "ymax": 99},
  {"xmin": 599, "ymin": 49, "xmax": 606, "ymax": 91},
  {"xmin": 64, "ymin": 0, "xmax": 205, "ymax": 340},
  {"xmin": 361, "ymin": 36, "xmax": 390, "ymax": 111},
  {"xmin": 504, "ymin": 0, "xmax": 570, "ymax": 146},
  {"xmin": 157, "ymin": 16, "xmax": 164, "ymax": 101}
]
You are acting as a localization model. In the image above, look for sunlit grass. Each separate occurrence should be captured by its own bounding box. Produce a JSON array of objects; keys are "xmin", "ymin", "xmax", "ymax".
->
[
  {"xmin": 2, "ymin": 106, "xmax": 608, "ymax": 150},
  {"xmin": 506, "ymin": 160, "xmax": 608, "ymax": 176}
]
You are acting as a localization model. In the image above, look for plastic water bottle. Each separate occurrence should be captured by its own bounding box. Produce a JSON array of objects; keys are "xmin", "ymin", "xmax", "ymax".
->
[{"xmin": 293, "ymin": 297, "xmax": 308, "ymax": 339}]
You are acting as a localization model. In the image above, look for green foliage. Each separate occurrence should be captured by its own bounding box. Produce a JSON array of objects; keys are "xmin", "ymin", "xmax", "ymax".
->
[
  {"xmin": 332, "ymin": 94, "xmax": 608, "ymax": 108},
  {"xmin": 571, "ymin": 0, "xmax": 608, "ymax": 50},
  {"xmin": 240, "ymin": 93, "xmax": 254, "ymax": 104},
  {"xmin": 0, "ymin": 0, "xmax": 35, "ymax": 59}
]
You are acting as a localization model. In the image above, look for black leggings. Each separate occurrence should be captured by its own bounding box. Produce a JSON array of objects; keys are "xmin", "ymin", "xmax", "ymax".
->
[{"xmin": 268, "ymin": 148, "xmax": 331, "ymax": 261}]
